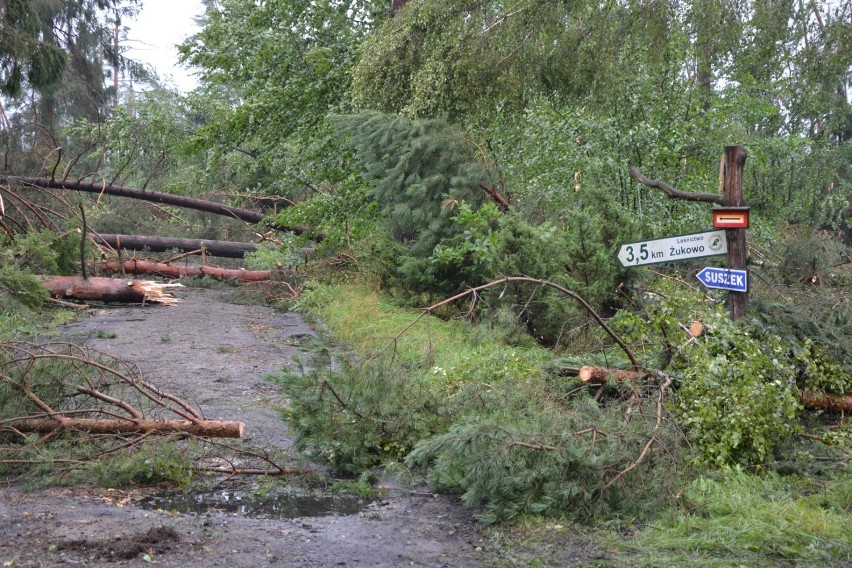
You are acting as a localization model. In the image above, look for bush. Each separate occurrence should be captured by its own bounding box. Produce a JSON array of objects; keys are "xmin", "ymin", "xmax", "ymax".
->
[
  {"xmin": 608, "ymin": 282, "xmax": 806, "ymax": 468},
  {"xmin": 280, "ymin": 282, "xmax": 688, "ymax": 522}
]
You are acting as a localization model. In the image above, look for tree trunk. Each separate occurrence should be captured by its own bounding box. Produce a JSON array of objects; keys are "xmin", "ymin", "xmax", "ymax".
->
[
  {"xmin": 38, "ymin": 275, "xmax": 182, "ymax": 305},
  {"xmin": 98, "ymin": 259, "xmax": 295, "ymax": 283},
  {"xmin": 2, "ymin": 176, "xmax": 318, "ymax": 239},
  {"xmin": 96, "ymin": 234, "xmax": 259, "ymax": 258},
  {"xmin": 579, "ymin": 366, "xmax": 645, "ymax": 383},
  {"xmin": 9, "ymin": 418, "xmax": 244, "ymax": 438}
]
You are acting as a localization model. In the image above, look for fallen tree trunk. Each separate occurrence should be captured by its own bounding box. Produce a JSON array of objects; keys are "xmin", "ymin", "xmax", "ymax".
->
[
  {"xmin": 7, "ymin": 418, "xmax": 245, "ymax": 438},
  {"xmin": 98, "ymin": 259, "xmax": 294, "ymax": 283},
  {"xmin": 578, "ymin": 367, "xmax": 852, "ymax": 411},
  {"xmin": 38, "ymin": 275, "xmax": 182, "ymax": 305},
  {"xmin": 579, "ymin": 366, "xmax": 646, "ymax": 383},
  {"xmin": 96, "ymin": 234, "xmax": 259, "ymax": 258},
  {"xmin": 801, "ymin": 391, "xmax": 852, "ymax": 412},
  {"xmin": 2, "ymin": 175, "xmax": 320, "ymax": 239}
]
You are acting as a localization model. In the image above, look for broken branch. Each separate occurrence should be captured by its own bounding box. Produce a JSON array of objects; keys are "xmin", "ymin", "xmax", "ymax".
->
[
  {"xmin": 629, "ymin": 165, "xmax": 724, "ymax": 205},
  {"xmin": 6, "ymin": 418, "xmax": 245, "ymax": 438}
]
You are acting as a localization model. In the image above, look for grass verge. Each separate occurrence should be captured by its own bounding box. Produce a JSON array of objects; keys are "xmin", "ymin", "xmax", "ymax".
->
[{"xmin": 617, "ymin": 469, "xmax": 852, "ymax": 566}]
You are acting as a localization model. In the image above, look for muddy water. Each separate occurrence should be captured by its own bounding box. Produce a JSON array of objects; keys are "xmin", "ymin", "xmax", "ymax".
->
[{"xmin": 138, "ymin": 490, "xmax": 367, "ymax": 519}]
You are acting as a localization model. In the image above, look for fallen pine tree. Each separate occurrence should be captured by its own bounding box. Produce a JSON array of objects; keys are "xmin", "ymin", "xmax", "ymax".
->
[
  {"xmin": 38, "ymin": 275, "xmax": 182, "ymax": 305},
  {"xmin": 0, "ymin": 342, "xmax": 297, "ymax": 476},
  {"xmin": 1, "ymin": 175, "xmax": 315, "ymax": 236},
  {"xmin": 95, "ymin": 233, "xmax": 260, "ymax": 258},
  {"xmin": 97, "ymin": 259, "xmax": 297, "ymax": 283}
]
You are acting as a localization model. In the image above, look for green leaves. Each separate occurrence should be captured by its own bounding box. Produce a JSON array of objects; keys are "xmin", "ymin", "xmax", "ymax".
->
[
  {"xmin": 676, "ymin": 318, "xmax": 802, "ymax": 466},
  {"xmin": 180, "ymin": 0, "xmax": 380, "ymax": 147}
]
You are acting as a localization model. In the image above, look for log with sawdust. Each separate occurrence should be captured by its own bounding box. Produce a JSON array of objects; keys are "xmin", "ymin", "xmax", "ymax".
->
[
  {"xmin": 38, "ymin": 275, "xmax": 182, "ymax": 305},
  {"xmin": 98, "ymin": 259, "xmax": 295, "ymax": 283},
  {"xmin": 7, "ymin": 417, "xmax": 244, "ymax": 438},
  {"xmin": 579, "ymin": 366, "xmax": 646, "ymax": 383}
]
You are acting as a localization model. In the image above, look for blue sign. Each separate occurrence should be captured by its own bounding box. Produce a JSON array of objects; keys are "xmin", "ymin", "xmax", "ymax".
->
[{"xmin": 696, "ymin": 267, "xmax": 748, "ymax": 292}]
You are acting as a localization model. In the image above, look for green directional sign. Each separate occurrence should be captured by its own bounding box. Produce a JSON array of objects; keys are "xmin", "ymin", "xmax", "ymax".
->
[{"xmin": 616, "ymin": 230, "xmax": 727, "ymax": 268}]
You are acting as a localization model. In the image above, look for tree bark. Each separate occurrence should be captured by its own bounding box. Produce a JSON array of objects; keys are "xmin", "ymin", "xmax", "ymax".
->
[
  {"xmin": 96, "ymin": 234, "xmax": 259, "ymax": 258},
  {"xmin": 8, "ymin": 418, "xmax": 244, "ymax": 438},
  {"xmin": 579, "ymin": 366, "xmax": 646, "ymax": 383},
  {"xmin": 1, "ymin": 176, "xmax": 318, "ymax": 238},
  {"xmin": 38, "ymin": 275, "xmax": 183, "ymax": 305},
  {"xmin": 801, "ymin": 390, "xmax": 852, "ymax": 412},
  {"xmin": 98, "ymin": 259, "xmax": 295, "ymax": 283}
]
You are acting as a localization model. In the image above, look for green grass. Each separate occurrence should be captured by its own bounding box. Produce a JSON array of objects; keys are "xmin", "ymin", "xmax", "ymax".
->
[
  {"xmin": 620, "ymin": 470, "xmax": 852, "ymax": 566},
  {"xmin": 0, "ymin": 304, "xmax": 76, "ymax": 341},
  {"xmin": 294, "ymin": 281, "xmax": 552, "ymax": 379},
  {"xmin": 91, "ymin": 330, "xmax": 117, "ymax": 339}
]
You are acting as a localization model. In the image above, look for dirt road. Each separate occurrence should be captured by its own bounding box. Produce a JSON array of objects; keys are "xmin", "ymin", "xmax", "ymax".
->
[{"xmin": 0, "ymin": 287, "xmax": 597, "ymax": 567}]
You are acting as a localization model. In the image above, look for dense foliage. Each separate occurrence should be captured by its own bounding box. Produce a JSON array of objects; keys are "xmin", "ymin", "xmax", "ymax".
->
[{"xmin": 1, "ymin": 1, "xmax": 850, "ymax": 558}]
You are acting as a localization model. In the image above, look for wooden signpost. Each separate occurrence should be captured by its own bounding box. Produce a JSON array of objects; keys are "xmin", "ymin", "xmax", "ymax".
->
[
  {"xmin": 719, "ymin": 146, "xmax": 749, "ymax": 319},
  {"xmin": 627, "ymin": 145, "xmax": 750, "ymax": 320}
]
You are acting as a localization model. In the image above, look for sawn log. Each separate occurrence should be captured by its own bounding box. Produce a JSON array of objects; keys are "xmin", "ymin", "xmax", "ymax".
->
[
  {"xmin": 579, "ymin": 366, "xmax": 645, "ymax": 383},
  {"xmin": 801, "ymin": 391, "xmax": 852, "ymax": 413},
  {"xmin": 98, "ymin": 259, "xmax": 294, "ymax": 283},
  {"xmin": 8, "ymin": 417, "xmax": 244, "ymax": 438},
  {"xmin": 38, "ymin": 275, "xmax": 182, "ymax": 305}
]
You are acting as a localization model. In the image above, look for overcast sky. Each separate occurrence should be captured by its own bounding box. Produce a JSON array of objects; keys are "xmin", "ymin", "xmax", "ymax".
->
[{"xmin": 122, "ymin": 0, "xmax": 206, "ymax": 92}]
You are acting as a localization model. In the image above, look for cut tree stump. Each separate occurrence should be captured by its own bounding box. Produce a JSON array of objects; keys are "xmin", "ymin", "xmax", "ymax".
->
[
  {"xmin": 39, "ymin": 276, "xmax": 182, "ymax": 305},
  {"xmin": 7, "ymin": 418, "xmax": 244, "ymax": 438},
  {"xmin": 99, "ymin": 259, "xmax": 294, "ymax": 283},
  {"xmin": 579, "ymin": 366, "xmax": 646, "ymax": 383}
]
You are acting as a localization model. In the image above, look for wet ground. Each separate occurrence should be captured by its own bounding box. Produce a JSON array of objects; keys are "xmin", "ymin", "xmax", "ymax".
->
[{"xmin": 0, "ymin": 286, "xmax": 599, "ymax": 567}]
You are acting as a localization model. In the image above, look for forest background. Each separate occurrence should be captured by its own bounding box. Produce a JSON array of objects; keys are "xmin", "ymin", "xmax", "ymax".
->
[{"xmin": 1, "ymin": 1, "xmax": 851, "ymax": 565}]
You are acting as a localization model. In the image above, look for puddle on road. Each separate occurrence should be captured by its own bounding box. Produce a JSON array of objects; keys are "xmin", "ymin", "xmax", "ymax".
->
[{"xmin": 137, "ymin": 490, "xmax": 368, "ymax": 519}]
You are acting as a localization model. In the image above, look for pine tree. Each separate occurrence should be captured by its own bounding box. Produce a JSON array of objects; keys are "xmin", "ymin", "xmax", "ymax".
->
[{"xmin": 337, "ymin": 111, "xmax": 496, "ymax": 293}]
